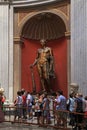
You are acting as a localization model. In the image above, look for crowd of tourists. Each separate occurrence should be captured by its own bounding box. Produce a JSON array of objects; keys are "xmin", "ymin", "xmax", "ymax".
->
[
  {"xmin": 14, "ymin": 89, "xmax": 51, "ymax": 124},
  {"xmin": 66, "ymin": 92, "xmax": 87, "ymax": 129},
  {"xmin": 12, "ymin": 89, "xmax": 87, "ymax": 129},
  {"xmin": 0, "ymin": 89, "xmax": 87, "ymax": 129}
]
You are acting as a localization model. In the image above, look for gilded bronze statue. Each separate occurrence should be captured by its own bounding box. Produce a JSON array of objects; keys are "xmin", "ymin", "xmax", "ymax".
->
[{"xmin": 30, "ymin": 39, "xmax": 55, "ymax": 92}]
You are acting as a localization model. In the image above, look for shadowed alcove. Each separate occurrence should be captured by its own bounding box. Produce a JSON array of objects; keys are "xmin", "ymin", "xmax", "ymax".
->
[{"xmin": 21, "ymin": 12, "xmax": 66, "ymax": 40}]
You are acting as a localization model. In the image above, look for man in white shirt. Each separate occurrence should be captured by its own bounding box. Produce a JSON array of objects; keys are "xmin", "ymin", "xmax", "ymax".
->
[{"xmin": 26, "ymin": 92, "xmax": 33, "ymax": 119}]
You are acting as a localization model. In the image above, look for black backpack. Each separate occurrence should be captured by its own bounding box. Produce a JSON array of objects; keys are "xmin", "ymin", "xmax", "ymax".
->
[
  {"xmin": 76, "ymin": 98, "xmax": 83, "ymax": 112},
  {"xmin": 31, "ymin": 96, "xmax": 35, "ymax": 105}
]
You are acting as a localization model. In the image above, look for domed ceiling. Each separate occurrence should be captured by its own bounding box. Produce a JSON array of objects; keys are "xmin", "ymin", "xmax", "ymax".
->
[{"xmin": 21, "ymin": 12, "xmax": 66, "ymax": 40}]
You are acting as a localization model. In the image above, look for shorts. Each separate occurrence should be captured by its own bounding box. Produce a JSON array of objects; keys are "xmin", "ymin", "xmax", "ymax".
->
[
  {"xmin": 28, "ymin": 106, "xmax": 32, "ymax": 113},
  {"xmin": 56, "ymin": 110, "xmax": 67, "ymax": 120},
  {"xmin": 35, "ymin": 111, "xmax": 42, "ymax": 117}
]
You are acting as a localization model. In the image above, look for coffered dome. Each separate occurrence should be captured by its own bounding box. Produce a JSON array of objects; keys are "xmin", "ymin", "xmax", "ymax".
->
[{"xmin": 21, "ymin": 12, "xmax": 66, "ymax": 40}]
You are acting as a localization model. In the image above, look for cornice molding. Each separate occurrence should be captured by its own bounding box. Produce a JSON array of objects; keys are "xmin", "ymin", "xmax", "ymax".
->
[
  {"xmin": 14, "ymin": 37, "xmax": 20, "ymax": 42},
  {"xmin": 7, "ymin": 0, "xmax": 69, "ymax": 8},
  {"xmin": 14, "ymin": 32, "xmax": 71, "ymax": 42},
  {"xmin": 12, "ymin": 0, "xmax": 64, "ymax": 6},
  {"xmin": 0, "ymin": 1, "xmax": 9, "ymax": 5}
]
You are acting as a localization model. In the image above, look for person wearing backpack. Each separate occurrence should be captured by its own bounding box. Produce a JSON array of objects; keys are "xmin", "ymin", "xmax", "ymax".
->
[
  {"xmin": 74, "ymin": 93, "xmax": 84, "ymax": 130},
  {"xmin": 67, "ymin": 93, "xmax": 76, "ymax": 126}
]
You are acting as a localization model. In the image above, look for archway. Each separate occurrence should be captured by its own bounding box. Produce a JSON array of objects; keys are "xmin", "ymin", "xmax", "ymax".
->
[{"xmin": 20, "ymin": 12, "xmax": 68, "ymax": 96}]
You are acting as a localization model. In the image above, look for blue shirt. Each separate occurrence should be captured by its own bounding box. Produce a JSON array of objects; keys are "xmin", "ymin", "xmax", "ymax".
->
[{"xmin": 57, "ymin": 95, "xmax": 66, "ymax": 110}]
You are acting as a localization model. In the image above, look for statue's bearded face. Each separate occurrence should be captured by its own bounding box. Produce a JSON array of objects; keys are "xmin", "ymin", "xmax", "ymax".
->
[{"xmin": 40, "ymin": 39, "xmax": 46, "ymax": 46}]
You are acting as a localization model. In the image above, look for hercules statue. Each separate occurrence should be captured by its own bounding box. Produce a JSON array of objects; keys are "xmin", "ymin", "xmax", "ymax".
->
[{"xmin": 30, "ymin": 39, "xmax": 55, "ymax": 92}]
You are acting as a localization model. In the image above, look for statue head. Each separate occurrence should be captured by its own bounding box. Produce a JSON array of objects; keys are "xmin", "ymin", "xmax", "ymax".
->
[
  {"xmin": 70, "ymin": 83, "xmax": 79, "ymax": 94},
  {"xmin": 40, "ymin": 39, "xmax": 46, "ymax": 47}
]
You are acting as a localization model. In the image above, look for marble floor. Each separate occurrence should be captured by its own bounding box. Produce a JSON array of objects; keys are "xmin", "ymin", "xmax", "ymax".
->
[{"xmin": 0, "ymin": 122, "xmax": 55, "ymax": 130}]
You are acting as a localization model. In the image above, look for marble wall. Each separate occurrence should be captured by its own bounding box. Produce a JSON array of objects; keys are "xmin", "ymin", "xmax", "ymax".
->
[
  {"xmin": 0, "ymin": 5, "xmax": 9, "ymax": 98},
  {"xmin": 71, "ymin": 0, "xmax": 87, "ymax": 96},
  {"xmin": 0, "ymin": 5, "xmax": 13, "ymax": 101}
]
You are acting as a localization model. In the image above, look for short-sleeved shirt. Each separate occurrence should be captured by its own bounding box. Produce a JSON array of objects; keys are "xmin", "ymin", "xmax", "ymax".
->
[
  {"xmin": 67, "ymin": 98, "xmax": 75, "ymax": 112},
  {"xmin": 57, "ymin": 95, "xmax": 66, "ymax": 110},
  {"xmin": 26, "ymin": 94, "xmax": 33, "ymax": 106}
]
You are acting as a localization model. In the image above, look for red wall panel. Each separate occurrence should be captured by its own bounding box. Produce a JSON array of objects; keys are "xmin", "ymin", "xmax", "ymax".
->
[{"xmin": 21, "ymin": 37, "xmax": 67, "ymax": 97}]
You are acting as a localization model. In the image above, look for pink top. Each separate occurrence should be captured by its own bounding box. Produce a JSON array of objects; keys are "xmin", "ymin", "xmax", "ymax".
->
[{"xmin": 85, "ymin": 100, "xmax": 87, "ymax": 112}]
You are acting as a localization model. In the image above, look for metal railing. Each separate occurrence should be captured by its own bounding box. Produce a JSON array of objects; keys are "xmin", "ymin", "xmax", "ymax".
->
[{"xmin": 1, "ymin": 105, "xmax": 87, "ymax": 130}]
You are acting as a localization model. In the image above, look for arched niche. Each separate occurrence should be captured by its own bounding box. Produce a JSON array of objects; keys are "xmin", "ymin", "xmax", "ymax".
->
[
  {"xmin": 13, "ymin": 8, "xmax": 70, "ymax": 98},
  {"xmin": 19, "ymin": 9, "xmax": 69, "ymax": 37}
]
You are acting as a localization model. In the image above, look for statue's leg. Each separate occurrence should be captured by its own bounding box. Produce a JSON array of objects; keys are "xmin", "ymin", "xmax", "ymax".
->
[
  {"xmin": 40, "ymin": 78, "xmax": 46, "ymax": 91},
  {"xmin": 43, "ymin": 63, "xmax": 51, "ymax": 92},
  {"xmin": 43, "ymin": 62, "xmax": 49, "ymax": 80},
  {"xmin": 37, "ymin": 64, "xmax": 46, "ymax": 91}
]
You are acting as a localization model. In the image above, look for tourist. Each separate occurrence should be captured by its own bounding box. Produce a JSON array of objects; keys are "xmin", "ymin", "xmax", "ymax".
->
[
  {"xmin": 0, "ymin": 92, "xmax": 4, "ymax": 122},
  {"xmin": 74, "ymin": 93, "xmax": 84, "ymax": 129},
  {"xmin": 14, "ymin": 91, "xmax": 23, "ymax": 121},
  {"xmin": 26, "ymin": 92, "xmax": 33, "ymax": 119},
  {"xmin": 55, "ymin": 90, "xmax": 67, "ymax": 127},
  {"xmin": 67, "ymin": 93, "xmax": 76, "ymax": 126},
  {"xmin": 21, "ymin": 89, "xmax": 27, "ymax": 119}
]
